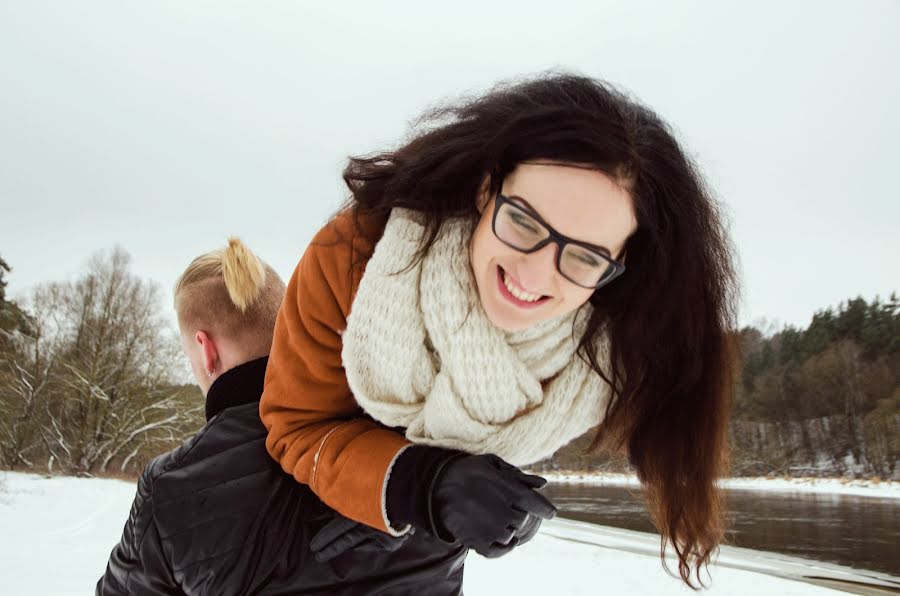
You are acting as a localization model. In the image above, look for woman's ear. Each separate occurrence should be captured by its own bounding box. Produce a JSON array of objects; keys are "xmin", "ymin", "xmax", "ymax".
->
[{"xmin": 475, "ymin": 175, "xmax": 492, "ymax": 214}]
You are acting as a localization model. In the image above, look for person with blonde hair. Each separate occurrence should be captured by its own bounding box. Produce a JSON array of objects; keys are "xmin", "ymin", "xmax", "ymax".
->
[
  {"xmin": 172, "ymin": 238, "xmax": 284, "ymax": 397},
  {"xmin": 99, "ymin": 239, "xmax": 450, "ymax": 595}
]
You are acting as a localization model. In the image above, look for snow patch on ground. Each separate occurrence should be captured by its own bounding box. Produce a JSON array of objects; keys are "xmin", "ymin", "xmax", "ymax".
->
[
  {"xmin": 2, "ymin": 471, "xmax": 897, "ymax": 595},
  {"xmin": 542, "ymin": 472, "xmax": 900, "ymax": 499},
  {"xmin": 0, "ymin": 472, "xmax": 139, "ymax": 596}
]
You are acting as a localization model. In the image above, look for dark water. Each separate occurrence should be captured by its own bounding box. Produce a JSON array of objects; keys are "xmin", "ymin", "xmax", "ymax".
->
[{"xmin": 543, "ymin": 483, "xmax": 900, "ymax": 577}]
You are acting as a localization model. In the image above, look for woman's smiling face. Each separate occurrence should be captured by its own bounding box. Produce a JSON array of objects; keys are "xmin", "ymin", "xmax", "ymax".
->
[{"xmin": 470, "ymin": 162, "xmax": 638, "ymax": 332}]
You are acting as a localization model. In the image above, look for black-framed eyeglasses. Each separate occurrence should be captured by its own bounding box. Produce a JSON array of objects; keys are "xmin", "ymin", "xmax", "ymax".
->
[{"xmin": 491, "ymin": 193, "xmax": 626, "ymax": 289}]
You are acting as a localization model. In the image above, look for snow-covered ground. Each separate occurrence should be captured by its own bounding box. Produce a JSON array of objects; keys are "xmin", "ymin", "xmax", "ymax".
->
[
  {"xmin": 542, "ymin": 471, "xmax": 900, "ymax": 499},
  {"xmin": 1, "ymin": 471, "xmax": 898, "ymax": 595}
]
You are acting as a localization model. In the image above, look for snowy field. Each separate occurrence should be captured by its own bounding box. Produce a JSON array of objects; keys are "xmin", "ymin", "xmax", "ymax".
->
[
  {"xmin": 542, "ymin": 471, "xmax": 900, "ymax": 500},
  {"xmin": 2, "ymin": 471, "xmax": 898, "ymax": 595}
]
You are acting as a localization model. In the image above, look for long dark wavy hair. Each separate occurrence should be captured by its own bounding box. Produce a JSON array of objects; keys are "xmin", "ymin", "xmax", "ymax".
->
[{"xmin": 340, "ymin": 72, "xmax": 740, "ymax": 589}]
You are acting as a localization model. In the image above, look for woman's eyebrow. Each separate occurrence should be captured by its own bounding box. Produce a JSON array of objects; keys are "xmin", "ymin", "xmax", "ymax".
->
[{"xmin": 506, "ymin": 193, "xmax": 612, "ymax": 255}]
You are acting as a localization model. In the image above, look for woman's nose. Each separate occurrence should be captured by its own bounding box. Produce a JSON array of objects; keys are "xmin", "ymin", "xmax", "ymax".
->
[{"xmin": 515, "ymin": 243, "xmax": 558, "ymax": 292}]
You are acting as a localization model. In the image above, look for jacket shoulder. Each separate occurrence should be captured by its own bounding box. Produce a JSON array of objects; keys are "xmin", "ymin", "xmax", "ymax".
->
[
  {"xmin": 300, "ymin": 207, "xmax": 386, "ymax": 314},
  {"xmin": 176, "ymin": 403, "xmax": 269, "ymax": 468},
  {"xmin": 152, "ymin": 404, "xmax": 276, "ymax": 509},
  {"xmin": 312, "ymin": 207, "xmax": 385, "ymax": 252},
  {"xmin": 143, "ymin": 423, "xmax": 208, "ymax": 480},
  {"xmin": 139, "ymin": 431, "xmax": 199, "ymax": 492},
  {"xmin": 132, "ymin": 421, "xmax": 218, "ymax": 516}
]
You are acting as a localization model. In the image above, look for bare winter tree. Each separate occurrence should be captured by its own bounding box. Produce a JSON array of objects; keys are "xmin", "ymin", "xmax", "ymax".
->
[{"xmin": 0, "ymin": 247, "xmax": 203, "ymax": 475}]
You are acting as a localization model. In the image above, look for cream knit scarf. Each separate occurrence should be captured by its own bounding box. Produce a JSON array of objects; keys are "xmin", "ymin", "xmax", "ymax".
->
[{"xmin": 341, "ymin": 208, "xmax": 612, "ymax": 466}]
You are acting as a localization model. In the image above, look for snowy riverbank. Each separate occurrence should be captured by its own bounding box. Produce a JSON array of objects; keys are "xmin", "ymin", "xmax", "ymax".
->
[
  {"xmin": 1, "ymin": 471, "xmax": 898, "ymax": 595},
  {"xmin": 541, "ymin": 471, "xmax": 900, "ymax": 499}
]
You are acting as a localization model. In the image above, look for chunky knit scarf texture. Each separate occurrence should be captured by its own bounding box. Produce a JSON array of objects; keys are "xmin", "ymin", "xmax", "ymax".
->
[{"xmin": 342, "ymin": 208, "xmax": 612, "ymax": 466}]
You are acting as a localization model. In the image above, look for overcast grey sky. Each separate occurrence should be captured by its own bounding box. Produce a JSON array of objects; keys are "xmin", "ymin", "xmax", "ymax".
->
[{"xmin": 2, "ymin": 0, "xmax": 898, "ymax": 331}]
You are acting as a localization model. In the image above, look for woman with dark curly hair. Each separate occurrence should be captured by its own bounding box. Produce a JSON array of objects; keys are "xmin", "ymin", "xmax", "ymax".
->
[{"xmin": 261, "ymin": 71, "xmax": 740, "ymax": 591}]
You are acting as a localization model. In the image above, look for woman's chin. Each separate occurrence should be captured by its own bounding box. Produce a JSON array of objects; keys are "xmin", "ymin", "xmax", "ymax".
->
[{"xmin": 481, "ymin": 300, "xmax": 535, "ymax": 332}]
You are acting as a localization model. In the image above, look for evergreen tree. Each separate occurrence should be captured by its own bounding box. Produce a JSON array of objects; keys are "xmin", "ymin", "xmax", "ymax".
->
[{"xmin": 0, "ymin": 255, "xmax": 32, "ymax": 343}]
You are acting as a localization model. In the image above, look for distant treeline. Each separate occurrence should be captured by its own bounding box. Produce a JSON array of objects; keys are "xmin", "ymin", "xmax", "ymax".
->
[
  {"xmin": 1, "ymin": 251, "xmax": 898, "ymax": 479},
  {"xmin": 729, "ymin": 295, "xmax": 898, "ymax": 478},
  {"xmin": 537, "ymin": 294, "xmax": 900, "ymax": 480}
]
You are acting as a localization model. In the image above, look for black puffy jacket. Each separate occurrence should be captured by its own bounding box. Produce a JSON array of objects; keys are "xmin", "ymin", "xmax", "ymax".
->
[{"xmin": 96, "ymin": 357, "xmax": 467, "ymax": 595}]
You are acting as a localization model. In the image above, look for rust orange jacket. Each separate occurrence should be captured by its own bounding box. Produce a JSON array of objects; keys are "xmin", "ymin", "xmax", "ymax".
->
[{"xmin": 259, "ymin": 210, "xmax": 412, "ymax": 534}]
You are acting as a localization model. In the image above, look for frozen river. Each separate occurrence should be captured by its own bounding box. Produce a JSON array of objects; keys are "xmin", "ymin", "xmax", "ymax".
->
[{"xmin": 544, "ymin": 480, "xmax": 900, "ymax": 577}]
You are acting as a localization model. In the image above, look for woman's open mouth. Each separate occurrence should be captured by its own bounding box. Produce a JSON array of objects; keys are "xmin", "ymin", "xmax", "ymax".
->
[{"xmin": 496, "ymin": 266, "xmax": 551, "ymax": 309}]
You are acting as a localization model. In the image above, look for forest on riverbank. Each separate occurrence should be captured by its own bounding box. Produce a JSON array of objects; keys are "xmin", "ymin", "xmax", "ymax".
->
[{"xmin": 539, "ymin": 294, "xmax": 899, "ymax": 479}]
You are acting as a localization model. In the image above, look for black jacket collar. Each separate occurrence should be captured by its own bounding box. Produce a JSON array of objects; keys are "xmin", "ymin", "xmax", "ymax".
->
[{"xmin": 205, "ymin": 356, "xmax": 269, "ymax": 422}]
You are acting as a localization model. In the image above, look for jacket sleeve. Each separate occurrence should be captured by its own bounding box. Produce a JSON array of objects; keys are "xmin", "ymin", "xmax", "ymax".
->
[
  {"xmin": 96, "ymin": 468, "xmax": 182, "ymax": 596},
  {"xmin": 260, "ymin": 214, "xmax": 413, "ymax": 535}
]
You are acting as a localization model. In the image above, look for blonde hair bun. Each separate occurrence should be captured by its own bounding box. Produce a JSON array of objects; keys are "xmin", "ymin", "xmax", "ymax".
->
[{"xmin": 221, "ymin": 236, "xmax": 267, "ymax": 313}]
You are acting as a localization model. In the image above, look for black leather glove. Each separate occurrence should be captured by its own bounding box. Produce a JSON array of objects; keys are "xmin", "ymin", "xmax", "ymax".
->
[
  {"xmin": 310, "ymin": 514, "xmax": 412, "ymax": 562},
  {"xmin": 427, "ymin": 453, "xmax": 556, "ymax": 558}
]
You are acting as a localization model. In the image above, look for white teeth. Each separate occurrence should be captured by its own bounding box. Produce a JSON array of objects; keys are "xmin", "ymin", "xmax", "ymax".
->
[{"xmin": 502, "ymin": 270, "xmax": 542, "ymax": 303}]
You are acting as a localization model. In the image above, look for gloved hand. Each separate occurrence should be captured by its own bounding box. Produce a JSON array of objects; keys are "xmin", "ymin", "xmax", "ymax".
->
[
  {"xmin": 310, "ymin": 514, "xmax": 412, "ymax": 562},
  {"xmin": 428, "ymin": 453, "xmax": 556, "ymax": 558}
]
